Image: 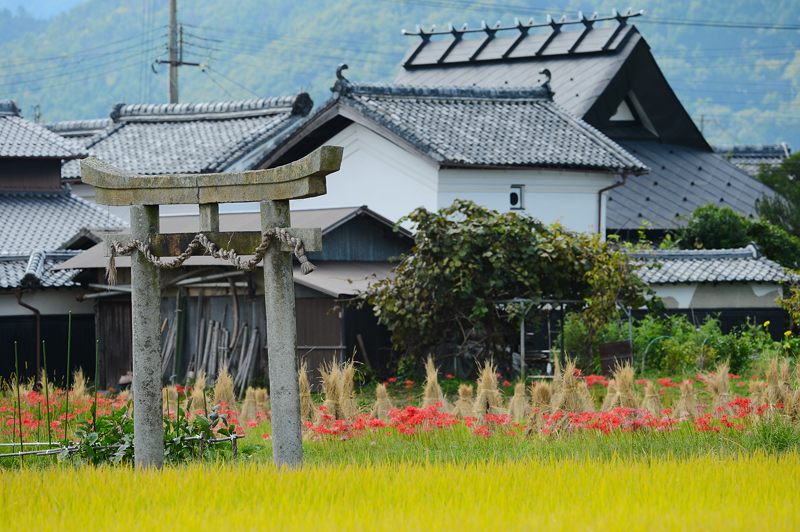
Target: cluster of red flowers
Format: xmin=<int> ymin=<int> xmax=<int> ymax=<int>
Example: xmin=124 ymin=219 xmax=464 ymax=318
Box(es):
xmin=540 ymin=408 xmax=678 ymax=434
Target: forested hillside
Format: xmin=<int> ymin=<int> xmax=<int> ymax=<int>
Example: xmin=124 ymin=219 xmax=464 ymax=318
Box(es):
xmin=0 ymin=0 xmax=797 ymax=147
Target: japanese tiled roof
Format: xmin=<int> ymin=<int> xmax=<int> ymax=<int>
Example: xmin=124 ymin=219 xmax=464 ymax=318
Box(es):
xmin=0 ymin=190 xmax=125 ymax=289
xmin=0 ymin=100 xmax=87 ymax=159
xmin=633 ymin=245 xmax=793 ymax=285
xmin=46 ymin=118 xmax=112 ymax=141
xmin=714 ymin=144 xmax=792 ymax=178
xmin=0 ymin=250 xmax=82 ymax=289
xmin=332 ymin=79 xmax=647 ymax=173
xmin=397 ymin=12 xmax=642 ymax=119
xmin=606 ymin=140 xmax=774 ymax=230
xmin=60 ymin=94 xmax=313 ymax=179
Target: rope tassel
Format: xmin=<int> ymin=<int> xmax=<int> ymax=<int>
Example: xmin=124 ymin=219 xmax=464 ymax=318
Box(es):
xmin=105 ymin=229 xmax=316 ymax=285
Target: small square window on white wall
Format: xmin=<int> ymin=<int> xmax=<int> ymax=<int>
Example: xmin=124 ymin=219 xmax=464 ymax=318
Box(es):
xmin=509 ymin=184 xmax=525 ymax=210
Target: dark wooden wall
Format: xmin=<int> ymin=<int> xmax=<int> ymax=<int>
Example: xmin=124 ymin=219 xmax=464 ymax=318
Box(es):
xmin=0 ymin=158 xmax=63 ymax=192
xmin=0 ymin=313 xmax=95 ymax=385
xmin=95 ymin=299 xmax=132 ymax=388
xmin=308 ymin=214 xmax=411 ymax=262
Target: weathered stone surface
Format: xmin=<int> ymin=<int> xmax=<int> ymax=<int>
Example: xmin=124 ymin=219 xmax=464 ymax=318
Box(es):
xmin=104 ymin=228 xmax=322 ymax=256
xmin=80 ymin=145 xmax=342 ymax=205
xmin=130 ymin=205 xmax=164 ymax=468
xmin=261 ymin=200 xmax=304 ymax=468
xmin=199 ymin=203 xmax=219 ymax=232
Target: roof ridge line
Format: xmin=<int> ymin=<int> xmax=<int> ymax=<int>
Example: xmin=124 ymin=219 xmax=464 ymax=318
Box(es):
xmin=335 ymin=81 xmax=552 ymax=101
xmin=110 ymin=94 xmax=312 ymax=123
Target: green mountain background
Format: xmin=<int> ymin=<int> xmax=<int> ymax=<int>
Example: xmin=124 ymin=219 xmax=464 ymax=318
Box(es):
xmin=1 ymin=0 xmax=797 ymax=148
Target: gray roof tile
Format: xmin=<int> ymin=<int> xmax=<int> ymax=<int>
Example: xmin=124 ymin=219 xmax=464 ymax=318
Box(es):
xmin=0 ymin=100 xmax=87 ymax=159
xmin=333 ymin=81 xmax=647 ymax=173
xmin=0 ymin=191 xmax=126 ymax=255
xmin=46 ymin=118 xmax=112 ymax=141
xmin=0 ymin=251 xmax=81 ymax=289
xmin=60 ymin=94 xmax=312 ymax=179
xmin=633 ymin=246 xmax=793 ymax=284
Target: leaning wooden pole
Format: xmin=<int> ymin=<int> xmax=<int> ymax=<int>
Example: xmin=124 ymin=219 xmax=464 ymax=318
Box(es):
xmin=261 ymin=200 xmax=303 ymax=468
xmin=130 ymin=205 xmax=164 ymax=468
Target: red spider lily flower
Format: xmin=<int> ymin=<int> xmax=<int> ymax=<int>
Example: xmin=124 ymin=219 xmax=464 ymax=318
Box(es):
xmin=445 ymin=373 xmax=455 ymax=379
xmin=636 ymin=379 xmax=648 ymax=385
xmin=729 ymin=373 xmax=741 ymax=380
xmin=261 ymin=433 xmax=271 ymax=440
xmin=247 ymin=420 xmax=258 ymax=428
xmin=387 ymin=377 xmax=398 ymax=383
xmin=502 ymin=380 xmax=512 ymax=387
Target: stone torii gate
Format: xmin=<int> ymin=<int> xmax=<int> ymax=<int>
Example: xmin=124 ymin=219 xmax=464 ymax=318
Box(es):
xmin=80 ymin=145 xmax=343 ymax=468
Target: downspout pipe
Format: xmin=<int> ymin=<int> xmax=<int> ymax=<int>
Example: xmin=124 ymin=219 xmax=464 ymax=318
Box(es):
xmin=15 ymin=289 xmax=42 ymax=384
xmin=597 ymin=171 xmax=629 ymax=235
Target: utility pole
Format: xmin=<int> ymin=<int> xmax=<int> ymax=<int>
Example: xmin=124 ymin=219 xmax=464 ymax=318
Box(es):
xmin=168 ymin=0 xmax=178 ymax=103
xmin=154 ymin=0 xmax=200 ymax=103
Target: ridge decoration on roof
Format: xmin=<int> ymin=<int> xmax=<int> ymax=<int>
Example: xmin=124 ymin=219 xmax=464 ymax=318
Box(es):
xmin=0 ymin=250 xmax=82 ymax=289
xmin=327 ymin=66 xmax=647 ymax=174
xmin=402 ymin=9 xmax=643 ymax=68
xmin=632 ymin=245 xmax=795 ymax=285
xmin=0 ymin=99 xmax=88 ymax=159
xmin=60 ymin=93 xmax=313 ymax=180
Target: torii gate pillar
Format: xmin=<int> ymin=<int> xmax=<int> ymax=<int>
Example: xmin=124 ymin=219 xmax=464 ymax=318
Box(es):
xmin=82 ymin=146 xmax=343 ymax=468
xmin=261 ymin=200 xmax=302 ymax=466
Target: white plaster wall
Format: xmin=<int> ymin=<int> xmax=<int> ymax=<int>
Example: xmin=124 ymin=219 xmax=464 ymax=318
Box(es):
xmin=0 ymin=290 xmax=94 ymax=317
xmin=437 ymin=168 xmax=616 ymax=233
xmin=650 ymin=283 xmax=782 ymax=310
xmin=289 ymin=123 xmax=439 ymax=222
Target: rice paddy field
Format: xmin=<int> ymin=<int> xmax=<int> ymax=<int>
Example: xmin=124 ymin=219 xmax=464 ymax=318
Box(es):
xmin=4 ymin=358 xmax=800 ymax=530
xmin=2 ymin=453 xmax=799 ymax=531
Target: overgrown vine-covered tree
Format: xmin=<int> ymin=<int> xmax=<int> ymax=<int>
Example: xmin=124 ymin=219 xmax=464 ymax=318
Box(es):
xmin=361 ymin=200 xmax=649 ymax=369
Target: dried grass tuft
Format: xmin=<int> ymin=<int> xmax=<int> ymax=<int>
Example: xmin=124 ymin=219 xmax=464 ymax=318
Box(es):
xmin=254 ymin=388 xmax=269 ymax=415
xmin=71 ymin=368 xmax=88 ymax=400
xmin=507 ymin=382 xmax=530 ymax=422
xmin=474 ymin=360 xmax=504 ymax=416
xmin=240 ymin=387 xmax=257 ymax=422
xmin=451 ymin=384 xmax=475 ymax=418
xmin=601 ymin=379 xmax=619 ymax=411
xmin=675 ymin=380 xmax=698 ymax=420
xmin=298 ymin=361 xmax=314 ymax=423
xmin=704 ymin=361 xmax=732 ymax=414
xmin=162 ymin=385 xmax=178 ymax=416
xmin=422 ymin=355 xmax=450 ymax=410
xmin=551 ymin=359 xmax=594 ymax=413
xmin=213 ymin=363 xmax=235 ymax=407
xmin=527 ymin=381 xmax=553 ymax=435
xmin=189 ymin=371 xmax=207 ymax=415
xmin=640 ymin=380 xmax=662 ymax=416
xmin=318 ymin=360 xmax=340 ymax=420
xmin=337 ymin=359 xmax=358 ymax=420
xmin=371 ymin=383 xmax=394 ymax=421
xmin=612 ymin=362 xmax=638 ymax=409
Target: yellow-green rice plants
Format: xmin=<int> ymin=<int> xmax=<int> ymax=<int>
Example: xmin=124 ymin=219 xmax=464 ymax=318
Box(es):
xmin=3 ymin=454 xmax=800 ymax=530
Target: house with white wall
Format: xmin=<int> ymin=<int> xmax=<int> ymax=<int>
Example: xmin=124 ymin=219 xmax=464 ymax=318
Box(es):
xmin=259 ymin=70 xmax=647 ymax=234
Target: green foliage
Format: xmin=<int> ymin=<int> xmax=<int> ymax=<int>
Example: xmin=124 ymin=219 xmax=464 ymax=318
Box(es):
xmin=73 ymin=402 xmax=237 ymax=466
xmin=362 ymin=201 xmax=648 ymax=370
xmin=681 ymin=204 xmax=750 ymax=249
xmin=559 ymin=312 xmax=775 ymax=375
xmin=756 ymin=153 xmax=800 ymax=238
xmin=680 ymin=204 xmax=800 ymax=269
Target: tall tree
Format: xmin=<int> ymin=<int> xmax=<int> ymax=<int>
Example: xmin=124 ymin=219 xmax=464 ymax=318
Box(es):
xmin=756 ymin=152 xmax=800 ymax=238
